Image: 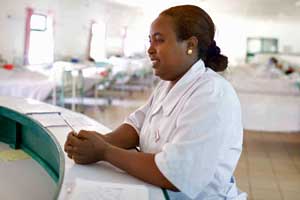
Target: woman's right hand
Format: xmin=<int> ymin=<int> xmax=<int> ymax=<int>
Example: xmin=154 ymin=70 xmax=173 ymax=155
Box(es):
xmin=64 ymin=130 xmax=111 ymax=164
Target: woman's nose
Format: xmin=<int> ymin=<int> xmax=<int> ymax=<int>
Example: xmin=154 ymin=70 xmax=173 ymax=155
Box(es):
xmin=147 ymin=44 xmax=156 ymax=56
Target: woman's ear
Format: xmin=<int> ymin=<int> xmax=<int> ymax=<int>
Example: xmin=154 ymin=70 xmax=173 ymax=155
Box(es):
xmin=187 ymin=36 xmax=198 ymax=50
xmin=185 ymin=36 xmax=198 ymax=56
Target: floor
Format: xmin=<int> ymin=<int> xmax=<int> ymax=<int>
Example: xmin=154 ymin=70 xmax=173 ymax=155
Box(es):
xmin=80 ymin=90 xmax=300 ymax=200
xmin=83 ymin=91 xmax=149 ymax=130
xmin=236 ymin=130 xmax=300 ymax=200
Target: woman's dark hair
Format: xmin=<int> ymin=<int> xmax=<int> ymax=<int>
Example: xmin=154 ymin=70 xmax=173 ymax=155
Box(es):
xmin=160 ymin=5 xmax=228 ymax=72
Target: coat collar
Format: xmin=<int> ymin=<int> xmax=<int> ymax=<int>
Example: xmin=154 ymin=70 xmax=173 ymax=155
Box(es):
xmin=161 ymin=59 xmax=206 ymax=116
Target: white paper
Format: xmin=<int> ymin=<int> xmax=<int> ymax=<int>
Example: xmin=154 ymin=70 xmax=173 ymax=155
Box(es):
xmin=29 ymin=113 xmax=66 ymax=127
xmin=28 ymin=112 xmax=93 ymax=128
xmin=67 ymin=179 xmax=149 ymax=200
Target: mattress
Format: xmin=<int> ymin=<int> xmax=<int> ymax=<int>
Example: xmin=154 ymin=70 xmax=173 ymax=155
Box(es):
xmin=0 ymin=68 xmax=54 ymax=101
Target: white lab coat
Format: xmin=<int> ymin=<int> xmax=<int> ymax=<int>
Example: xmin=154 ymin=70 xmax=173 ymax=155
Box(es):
xmin=124 ymin=59 xmax=246 ymax=200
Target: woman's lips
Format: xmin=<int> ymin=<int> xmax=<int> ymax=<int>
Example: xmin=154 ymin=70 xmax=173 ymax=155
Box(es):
xmin=151 ymin=59 xmax=160 ymax=67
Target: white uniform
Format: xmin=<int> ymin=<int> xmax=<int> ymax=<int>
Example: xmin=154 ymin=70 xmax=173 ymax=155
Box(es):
xmin=124 ymin=59 xmax=246 ymax=200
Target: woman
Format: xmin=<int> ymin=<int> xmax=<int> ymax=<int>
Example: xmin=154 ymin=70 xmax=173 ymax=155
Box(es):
xmin=65 ymin=5 xmax=246 ymax=200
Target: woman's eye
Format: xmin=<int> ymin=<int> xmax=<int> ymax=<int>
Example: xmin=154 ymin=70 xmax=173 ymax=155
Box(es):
xmin=149 ymin=37 xmax=164 ymax=45
xmin=154 ymin=38 xmax=164 ymax=43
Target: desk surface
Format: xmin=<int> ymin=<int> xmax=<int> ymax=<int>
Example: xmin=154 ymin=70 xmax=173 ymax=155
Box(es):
xmin=0 ymin=96 xmax=165 ymax=200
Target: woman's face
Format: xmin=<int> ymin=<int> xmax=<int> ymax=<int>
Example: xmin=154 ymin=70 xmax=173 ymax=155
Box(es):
xmin=148 ymin=15 xmax=194 ymax=82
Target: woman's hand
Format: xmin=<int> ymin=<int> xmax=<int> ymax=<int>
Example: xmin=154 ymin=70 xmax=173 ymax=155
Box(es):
xmin=64 ymin=130 xmax=110 ymax=164
xmin=64 ymin=129 xmax=177 ymax=190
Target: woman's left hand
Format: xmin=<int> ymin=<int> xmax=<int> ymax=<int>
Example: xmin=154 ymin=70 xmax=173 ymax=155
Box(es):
xmin=64 ymin=130 xmax=110 ymax=164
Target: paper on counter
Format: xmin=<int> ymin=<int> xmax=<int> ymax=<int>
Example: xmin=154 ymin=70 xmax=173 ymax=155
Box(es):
xmin=29 ymin=113 xmax=93 ymax=128
xmin=67 ymin=178 xmax=149 ymax=200
xmin=29 ymin=113 xmax=66 ymax=127
xmin=0 ymin=149 xmax=30 ymax=161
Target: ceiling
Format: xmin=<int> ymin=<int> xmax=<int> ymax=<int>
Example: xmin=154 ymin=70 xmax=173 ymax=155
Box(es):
xmin=108 ymin=0 xmax=300 ymax=21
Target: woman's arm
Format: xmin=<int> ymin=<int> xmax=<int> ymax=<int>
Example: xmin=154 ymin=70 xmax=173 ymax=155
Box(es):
xmin=103 ymin=123 xmax=139 ymax=149
xmin=104 ymin=144 xmax=178 ymax=191
xmin=64 ymin=123 xmax=139 ymax=161
xmin=65 ymin=131 xmax=178 ymax=191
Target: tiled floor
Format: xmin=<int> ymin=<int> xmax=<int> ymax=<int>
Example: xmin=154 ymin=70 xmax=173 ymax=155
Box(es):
xmin=236 ymin=130 xmax=300 ymax=200
xmin=82 ymin=91 xmax=300 ymax=200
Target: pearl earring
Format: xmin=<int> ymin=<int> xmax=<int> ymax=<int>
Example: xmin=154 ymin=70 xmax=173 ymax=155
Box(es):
xmin=187 ymin=49 xmax=193 ymax=55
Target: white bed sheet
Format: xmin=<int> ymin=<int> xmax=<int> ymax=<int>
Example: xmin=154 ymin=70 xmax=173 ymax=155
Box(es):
xmin=226 ymin=65 xmax=300 ymax=95
xmin=0 ymin=68 xmax=54 ymax=101
xmin=108 ymin=56 xmax=152 ymax=76
xmin=224 ymin=65 xmax=300 ymax=132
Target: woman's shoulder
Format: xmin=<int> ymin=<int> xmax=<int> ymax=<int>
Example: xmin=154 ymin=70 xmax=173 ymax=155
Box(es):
xmin=198 ymin=68 xmax=235 ymax=93
xmin=188 ymin=68 xmax=240 ymax=107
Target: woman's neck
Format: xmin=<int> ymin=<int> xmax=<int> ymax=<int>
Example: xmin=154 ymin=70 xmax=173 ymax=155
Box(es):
xmin=170 ymin=58 xmax=198 ymax=87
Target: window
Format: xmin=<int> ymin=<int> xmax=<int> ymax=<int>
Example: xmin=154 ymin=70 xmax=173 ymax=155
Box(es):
xmin=25 ymin=10 xmax=54 ymax=65
xmin=30 ymin=14 xmax=47 ymax=31
xmin=246 ymin=37 xmax=278 ymax=63
xmin=123 ymin=26 xmax=147 ymax=57
xmin=89 ymin=21 xmax=106 ymax=61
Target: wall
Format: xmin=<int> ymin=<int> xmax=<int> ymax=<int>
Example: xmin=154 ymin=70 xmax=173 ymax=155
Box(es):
xmin=1 ymin=0 xmax=299 ymax=66
xmin=139 ymin=5 xmax=300 ymax=67
xmin=0 ymin=0 xmax=143 ymax=65
xmin=213 ymin=14 xmax=300 ymax=66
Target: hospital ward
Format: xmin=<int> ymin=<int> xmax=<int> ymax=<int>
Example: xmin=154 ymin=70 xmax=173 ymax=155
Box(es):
xmin=1 ymin=0 xmax=300 ymax=200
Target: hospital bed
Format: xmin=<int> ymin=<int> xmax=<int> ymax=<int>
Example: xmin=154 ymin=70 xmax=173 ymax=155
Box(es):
xmin=0 ymin=57 xmax=153 ymax=111
xmin=224 ymin=54 xmax=300 ymax=132
xmin=0 ymin=67 xmax=54 ymax=101
xmin=0 ymin=62 xmax=110 ymax=109
xmin=94 ymin=56 xmax=154 ymax=104
xmin=50 ymin=61 xmax=111 ymax=110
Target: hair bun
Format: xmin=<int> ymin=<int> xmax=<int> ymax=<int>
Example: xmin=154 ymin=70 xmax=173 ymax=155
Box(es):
xmin=207 ymin=40 xmax=221 ymax=57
